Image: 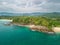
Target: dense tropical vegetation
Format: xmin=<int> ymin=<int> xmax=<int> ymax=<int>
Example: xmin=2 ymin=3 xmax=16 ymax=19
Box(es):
xmin=0 ymin=12 xmax=60 ymax=29
xmin=0 ymin=15 xmax=60 ymax=29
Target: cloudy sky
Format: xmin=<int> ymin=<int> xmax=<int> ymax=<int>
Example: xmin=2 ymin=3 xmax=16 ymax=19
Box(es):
xmin=0 ymin=0 xmax=60 ymax=13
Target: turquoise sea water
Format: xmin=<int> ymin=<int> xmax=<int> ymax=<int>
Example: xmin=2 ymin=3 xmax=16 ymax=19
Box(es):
xmin=0 ymin=22 xmax=60 ymax=45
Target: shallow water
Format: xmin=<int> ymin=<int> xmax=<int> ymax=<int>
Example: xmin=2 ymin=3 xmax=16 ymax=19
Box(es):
xmin=0 ymin=22 xmax=60 ymax=45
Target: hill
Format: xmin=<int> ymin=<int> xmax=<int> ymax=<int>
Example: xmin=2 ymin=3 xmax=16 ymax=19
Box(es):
xmin=0 ymin=12 xmax=43 ymax=16
xmin=42 ymin=12 xmax=60 ymax=18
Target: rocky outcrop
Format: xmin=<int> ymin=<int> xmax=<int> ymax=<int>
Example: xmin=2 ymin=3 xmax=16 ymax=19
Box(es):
xmin=13 ymin=23 xmax=55 ymax=34
xmin=29 ymin=25 xmax=55 ymax=34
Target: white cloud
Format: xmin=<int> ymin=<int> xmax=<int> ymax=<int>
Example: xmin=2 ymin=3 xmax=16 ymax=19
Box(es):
xmin=0 ymin=0 xmax=60 ymax=12
xmin=2 ymin=2 xmax=7 ymax=5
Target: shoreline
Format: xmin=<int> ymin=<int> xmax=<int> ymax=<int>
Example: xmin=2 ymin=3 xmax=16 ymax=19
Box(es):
xmin=13 ymin=23 xmax=55 ymax=34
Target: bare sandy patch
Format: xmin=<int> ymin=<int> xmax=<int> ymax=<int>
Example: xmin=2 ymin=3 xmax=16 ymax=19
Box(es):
xmin=52 ymin=27 xmax=60 ymax=33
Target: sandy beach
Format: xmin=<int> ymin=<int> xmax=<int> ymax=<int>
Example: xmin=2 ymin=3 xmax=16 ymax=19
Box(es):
xmin=52 ymin=27 xmax=60 ymax=33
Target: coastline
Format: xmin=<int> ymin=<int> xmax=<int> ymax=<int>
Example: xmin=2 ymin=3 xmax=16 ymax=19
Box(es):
xmin=13 ymin=23 xmax=55 ymax=34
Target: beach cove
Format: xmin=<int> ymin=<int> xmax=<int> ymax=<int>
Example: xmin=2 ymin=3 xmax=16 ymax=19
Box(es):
xmin=0 ymin=18 xmax=60 ymax=45
xmin=0 ymin=23 xmax=60 ymax=45
xmin=0 ymin=19 xmax=60 ymax=45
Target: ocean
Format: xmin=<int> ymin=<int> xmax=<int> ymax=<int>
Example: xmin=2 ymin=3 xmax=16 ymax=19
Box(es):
xmin=0 ymin=21 xmax=60 ymax=45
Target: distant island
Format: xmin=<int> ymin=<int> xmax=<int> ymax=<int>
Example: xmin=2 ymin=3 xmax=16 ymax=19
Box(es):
xmin=0 ymin=12 xmax=60 ymax=34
